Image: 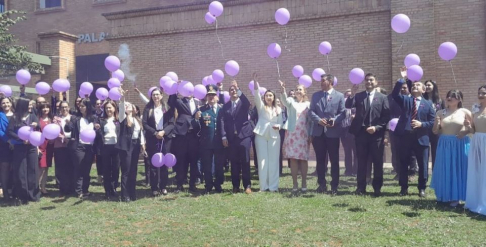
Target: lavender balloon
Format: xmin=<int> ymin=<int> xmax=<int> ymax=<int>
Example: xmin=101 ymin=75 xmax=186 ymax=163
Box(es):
xmin=391 ymin=14 xmax=411 ymax=34
xmin=80 ymin=82 xmax=94 ymax=94
xmin=178 ymin=81 xmax=195 ymax=97
xmin=194 ymin=84 xmax=208 ymax=100
xmin=151 ymin=153 xmax=164 ymax=168
xmin=43 ymin=123 xmax=61 ymax=140
xmin=107 ymin=78 xmax=121 ymax=89
xmin=404 ymin=54 xmax=421 ymax=68
xmin=108 ymin=87 xmax=121 ymax=101
xmin=18 ymin=126 xmax=32 ymax=141
xmin=275 ymin=8 xmax=290 ymax=25
xmin=389 ymin=118 xmax=399 ymax=131
xmin=205 ymin=12 xmax=216 ymax=24
xmin=35 ymin=82 xmax=51 ymax=95
xmin=248 ymin=80 xmax=255 ymax=92
xmin=349 ymin=68 xmax=365 ymax=85
xmin=333 ymin=77 xmax=338 ymax=86
xmin=160 ymin=76 xmax=172 ymax=89
xmin=312 ymin=68 xmax=326 ymax=81
xmin=79 ymin=90 xmax=90 ymax=99
xmin=29 ymin=131 xmax=45 ymax=147
xmin=80 ymin=129 xmax=96 ymax=143
xmin=202 ymin=76 xmax=210 ymax=86
xmin=207 ymin=76 xmax=216 ymax=85
xmin=267 ymin=43 xmax=282 ymax=59
xmin=52 ymin=79 xmax=70 ymax=92
xmin=96 ymin=87 xmax=109 ymax=100
xmin=16 ymin=69 xmax=31 ymax=85
xmin=292 ymin=65 xmax=304 ymax=78
xmin=298 ymin=75 xmax=312 ymax=88
xmin=225 ymin=60 xmax=240 ymax=77
xmin=438 ymin=42 xmax=458 ymax=61
xmin=148 ymin=87 xmax=157 ymax=98
xmin=212 ymin=69 xmax=225 ymax=83
xmin=112 ymin=69 xmax=125 ymax=82
xmin=104 ymin=56 xmax=120 ymax=72
xmin=0 ymin=85 xmax=12 ymax=97
xmin=223 ymin=91 xmax=230 ymax=103
xmin=407 ymin=65 xmax=423 ymax=82
xmin=166 ymin=72 xmax=178 ymax=82
xmin=319 ymin=41 xmax=332 ymax=55
xmin=259 ymin=87 xmax=267 ymax=96
xmin=209 ymin=1 xmax=224 ymax=17
xmin=164 ymin=153 xmax=177 ymax=167
xmin=164 ymin=81 xmax=178 ymax=95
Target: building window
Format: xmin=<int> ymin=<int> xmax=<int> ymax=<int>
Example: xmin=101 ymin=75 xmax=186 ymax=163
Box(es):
xmin=0 ymin=0 xmax=6 ymax=13
xmin=35 ymin=0 xmax=65 ymax=14
xmin=92 ymin=0 xmax=126 ymax=6
xmin=40 ymin=0 xmax=61 ymax=8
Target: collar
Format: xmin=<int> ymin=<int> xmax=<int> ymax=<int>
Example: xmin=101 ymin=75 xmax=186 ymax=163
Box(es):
xmin=231 ymin=98 xmax=240 ymax=104
xmin=366 ymin=89 xmax=376 ymax=95
xmin=324 ymin=88 xmax=334 ymax=94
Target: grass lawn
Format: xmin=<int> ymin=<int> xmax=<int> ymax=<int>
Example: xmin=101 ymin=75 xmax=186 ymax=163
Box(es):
xmin=0 ymin=165 xmax=485 ymax=246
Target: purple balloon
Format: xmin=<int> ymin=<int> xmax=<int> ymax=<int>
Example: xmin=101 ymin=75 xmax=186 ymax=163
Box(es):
xmin=205 ymin=12 xmax=216 ymax=24
xmin=18 ymin=126 xmax=32 ymax=141
xmin=29 ymin=131 xmax=45 ymax=147
xmin=319 ymin=41 xmax=332 ymax=55
xmin=16 ymin=69 xmax=31 ymax=85
xmin=292 ymin=65 xmax=304 ymax=78
xmin=299 ymin=75 xmax=312 ymax=88
xmin=148 ymin=87 xmax=157 ymax=98
xmin=248 ymin=80 xmax=255 ymax=92
xmin=194 ymin=84 xmax=208 ymax=100
xmin=333 ymin=77 xmax=338 ymax=86
xmin=207 ymin=76 xmax=216 ymax=85
xmin=151 ymin=153 xmax=164 ymax=168
xmin=259 ymin=87 xmax=267 ymax=96
xmin=391 ymin=14 xmax=411 ymax=34
xmin=312 ymin=68 xmax=326 ymax=81
xmin=389 ymin=118 xmax=399 ymax=131
xmin=404 ymin=54 xmax=421 ymax=68
xmin=202 ymin=76 xmax=210 ymax=86
xmin=225 ymin=60 xmax=240 ymax=77
xmin=80 ymin=82 xmax=94 ymax=94
xmin=209 ymin=1 xmax=223 ymax=17
xmin=212 ymin=69 xmax=225 ymax=83
xmin=0 ymin=85 xmax=12 ymax=97
xmin=104 ymin=56 xmax=120 ymax=72
xmin=160 ymin=76 xmax=172 ymax=89
xmin=108 ymin=87 xmax=121 ymax=101
xmin=166 ymin=72 xmax=178 ymax=82
xmin=178 ymin=81 xmax=194 ymax=97
xmin=96 ymin=87 xmax=109 ymax=100
xmin=275 ymin=8 xmax=290 ymax=25
xmin=35 ymin=82 xmax=51 ymax=95
xmin=80 ymin=129 xmax=96 ymax=143
xmin=43 ymin=123 xmax=61 ymax=140
xmin=112 ymin=69 xmax=125 ymax=82
xmin=164 ymin=153 xmax=177 ymax=167
xmin=267 ymin=43 xmax=282 ymax=59
xmin=164 ymin=81 xmax=178 ymax=95
xmin=349 ymin=68 xmax=365 ymax=85
xmin=223 ymin=91 xmax=230 ymax=103
xmin=79 ymin=90 xmax=90 ymax=99
xmin=107 ymin=78 xmax=121 ymax=89
xmin=407 ymin=65 xmax=423 ymax=82
xmin=438 ymin=42 xmax=458 ymax=61
xmin=52 ymin=79 xmax=70 ymax=92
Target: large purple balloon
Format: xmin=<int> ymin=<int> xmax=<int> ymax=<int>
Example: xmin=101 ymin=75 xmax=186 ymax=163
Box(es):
xmin=80 ymin=129 xmax=96 ymax=143
xmin=35 ymin=82 xmax=51 ymax=95
xmin=259 ymin=87 xmax=267 ymax=96
xmin=164 ymin=153 xmax=177 ymax=167
xmin=438 ymin=42 xmax=458 ymax=61
xmin=43 ymin=123 xmax=61 ymax=140
xmin=104 ymin=56 xmax=120 ymax=72
xmin=205 ymin=12 xmax=216 ymax=24
xmin=96 ymin=87 xmax=109 ymax=100
xmin=212 ymin=69 xmax=225 ymax=83
xmin=202 ymin=76 xmax=210 ymax=86
xmin=404 ymin=54 xmax=421 ymax=68
xmin=108 ymin=87 xmax=121 ymax=101
xmin=151 ymin=153 xmax=164 ymax=168
xmin=312 ymin=68 xmax=326 ymax=81
xmin=267 ymin=43 xmax=282 ymax=59
xmin=391 ymin=14 xmax=411 ymax=34
xmin=225 ymin=60 xmax=240 ymax=77
xmin=298 ymin=75 xmax=312 ymax=88
xmin=29 ymin=131 xmax=45 ymax=147
xmin=292 ymin=65 xmax=304 ymax=78
xmin=107 ymin=78 xmax=121 ymax=89
xmin=160 ymin=76 xmax=172 ymax=89
xmin=207 ymin=76 xmax=216 ymax=85
xmin=275 ymin=8 xmax=290 ymax=25
xmin=80 ymin=82 xmax=94 ymax=94
xmin=16 ymin=69 xmax=31 ymax=85
xmin=349 ymin=68 xmax=365 ymax=85
xmin=0 ymin=85 xmax=12 ymax=97
xmin=164 ymin=81 xmax=178 ymax=95
xmin=407 ymin=65 xmax=423 ymax=82
xmin=333 ymin=77 xmax=338 ymax=86
xmin=166 ymin=72 xmax=178 ymax=82
xmin=223 ymin=91 xmax=230 ymax=103
xmin=18 ymin=126 xmax=32 ymax=141
xmin=52 ymin=79 xmax=70 ymax=92
xmin=248 ymin=80 xmax=255 ymax=92
xmin=193 ymin=84 xmax=208 ymax=100
xmin=178 ymin=81 xmax=194 ymax=97
xmin=112 ymin=69 xmax=125 ymax=82
xmin=148 ymin=87 xmax=157 ymax=98
xmin=209 ymin=1 xmax=223 ymax=17
xmin=389 ymin=118 xmax=399 ymax=131
xmin=319 ymin=41 xmax=332 ymax=55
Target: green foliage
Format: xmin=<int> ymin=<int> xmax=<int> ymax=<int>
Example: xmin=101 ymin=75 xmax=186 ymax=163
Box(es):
xmin=0 ymin=10 xmax=44 ymax=76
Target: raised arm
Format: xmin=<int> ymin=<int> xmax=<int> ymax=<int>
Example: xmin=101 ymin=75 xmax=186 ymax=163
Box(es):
xmin=392 ymin=78 xmax=406 ymax=107
xmin=119 ymin=87 xmax=127 ymax=123
xmin=279 ymin=80 xmax=294 ymax=109
xmin=134 ymin=87 xmax=150 ymax=104
xmin=253 ymin=80 xmax=264 ymax=111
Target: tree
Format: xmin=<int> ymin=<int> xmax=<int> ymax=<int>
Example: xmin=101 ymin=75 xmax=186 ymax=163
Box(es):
xmin=0 ymin=10 xmax=44 ymax=76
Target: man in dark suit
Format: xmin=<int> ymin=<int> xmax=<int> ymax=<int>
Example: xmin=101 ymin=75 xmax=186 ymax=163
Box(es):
xmin=392 ymin=68 xmax=435 ymax=197
xmin=346 ymin=73 xmax=390 ymax=196
xmin=220 ymin=80 xmax=253 ymax=194
xmin=168 ymin=88 xmax=201 ymax=192
xmin=309 ymin=74 xmax=345 ymax=195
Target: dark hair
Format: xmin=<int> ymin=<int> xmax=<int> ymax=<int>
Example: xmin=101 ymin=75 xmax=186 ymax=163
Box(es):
xmin=423 ymin=80 xmax=442 ymax=105
xmin=37 ymin=102 xmax=53 ymax=119
xmin=263 ymin=90 xmax=277 ymax=108
xmin=478 ymin=85 xmax=486 ymax=92
xmin=365 ymin=73 xmax=376 ymax=80
xmin=13 ymin=97 xmax=31 ymax=126
xmin=446 ymin=90 xmax=464 ymax=108
xmin=103 ymin=100 xmax=118 ymax=121
xmin=134 ymin=104 xmax=141 ymax=118
xmin=147 ymin=88 xmax=169 ymax=114
xmin=321 ymin=74 xmax=334 ymax=83
xmin=76 ymin=98 xmax=94 ymax=119
xmin=0 ymin=97 xmax=14 ymax=113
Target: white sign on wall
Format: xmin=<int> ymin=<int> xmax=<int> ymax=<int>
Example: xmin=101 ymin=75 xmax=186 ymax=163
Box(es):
xmin=77 ymin=32 xmax=108 ymax=43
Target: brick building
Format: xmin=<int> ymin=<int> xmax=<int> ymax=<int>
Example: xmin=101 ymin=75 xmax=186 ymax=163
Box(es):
xmin=2 ymin=0 xmax=485 ymax=161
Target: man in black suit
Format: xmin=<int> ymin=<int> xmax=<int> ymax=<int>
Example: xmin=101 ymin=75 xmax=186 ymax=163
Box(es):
xmin=392 ymin=68 xmax=435 ymax=197
xmin=345 ymin=73 xmax=390 ymax=196
xmin=168 ymin=90 xmax=201 ymax=192
xmin=220 ymin=80 xmax=253 ymax=194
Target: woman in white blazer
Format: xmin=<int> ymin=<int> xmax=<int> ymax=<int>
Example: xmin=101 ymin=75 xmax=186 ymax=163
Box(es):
xmin=252 ymin=73 xmax=283 ymax=192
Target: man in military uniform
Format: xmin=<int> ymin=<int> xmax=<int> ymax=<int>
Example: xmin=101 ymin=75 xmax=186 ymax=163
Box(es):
xmin=197 ymin=84 xmax=225 ymax=193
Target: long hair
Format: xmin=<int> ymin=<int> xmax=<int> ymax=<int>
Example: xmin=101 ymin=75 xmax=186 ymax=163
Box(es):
xmin=37 ymin=102 xmax=53 ymax=120
xmin=146 ymin=88 xmax=169 ymax=118
xmin=76 ymin=98 xmax=94 ymax=121
xmin=446 ymin=89 xmax=464 ymax=109
xmin=13 ymin=97 xmax=31 ymax=126
xmin=0 ymin=97 xmax=14 ymax=114
xmin=125 ymin=102 xmax=143 ymax=131
xmin=103 ymin=100 xmax=118 ymax=121
xmin=423 ymin=80 xmax=442 ymax=105
xmin=262 ymin=90 xmax=277 ymax=108
xmin=295 ymin=85 xmax=309 ymax=102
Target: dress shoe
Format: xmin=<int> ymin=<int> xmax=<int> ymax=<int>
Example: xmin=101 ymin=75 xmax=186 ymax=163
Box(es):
xmin=130 ymin=196 xmax=137 ymax=201
xmin=214 ymin=186 xmax=223 ymax=193
xmin=232 ymin=188 xmax=240 ymax=193
xmin=189 ymin=185 xmax=197 ymax=192
xmin=122 ymin=197 xmax=131 ymax=203
xmin=161 ymin=189 xmax=168 ymax=196
xmin=152 ymin=191 xmax=160 ymax=197
xmin=399 ymin=188 xmax=409 ymax=196
xmin=316 ymin=186 xmax=327 ymax=194
xmin=373 ymin=190 xmax=381 ymax=197
xmin=175 ymin=185 xmax=184 ymax=193
xmin=418 ymin=189 xmax=426 ymax=198
xmin=245 ymin=188 xmax=252 ymax=194
xmin=355 ymin=189 xmax=365 ymax=196
xmin=330 ymin=188 xmax=338 ymax=196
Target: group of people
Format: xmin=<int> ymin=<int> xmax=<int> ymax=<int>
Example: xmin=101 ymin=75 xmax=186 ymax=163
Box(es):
xmin=0 ymin=68 xmax=485 ymax=216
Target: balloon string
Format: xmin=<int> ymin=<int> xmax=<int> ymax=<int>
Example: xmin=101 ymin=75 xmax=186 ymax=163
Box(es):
xmin=215 ymin=19 xmax=225 ymax=60
xmin=157 ymin=139 xmax=164 ymax=153
xmin=284 ymin=26 xmax=291 ymax=52
xmin=449 ymin=60 xmax=457 ymax=87
xmin=396 ymin=40 xmax=405 ymax=55
xmin=275 ymin=59 xmax=281 ymax=79
xmin=326 ymin=55 xmax=331 ymax=73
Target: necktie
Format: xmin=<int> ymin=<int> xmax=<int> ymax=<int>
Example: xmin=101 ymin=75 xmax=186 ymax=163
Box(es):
xmin=323 ymin=92 xmax=328 ymax=107
xmin=411 ymin=97 xmax=418 ymax=122
xmin=232 ymin=102 xmax=236 ymax=113
xmin=364 ymin=92 xmax=371 ymax=126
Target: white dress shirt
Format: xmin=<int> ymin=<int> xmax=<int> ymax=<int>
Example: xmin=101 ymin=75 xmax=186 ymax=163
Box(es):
xmin=79 ymin=117 xmax=94 ymax=145
xmin=103 ymin=117 xmax=117 ymax=145
xmin=130 ymin=116 xmax=146 ymax=145
xmin=189 ymin=98 xmax=196 ymax=114
xmin=154 ymin=106 xmax=164 ymax=131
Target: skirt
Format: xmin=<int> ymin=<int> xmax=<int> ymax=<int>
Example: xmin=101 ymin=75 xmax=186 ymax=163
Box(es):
xmin=465 ymin=133 xmax=486 ymax=215
xmin=430 ymin=135 xmax=469 ymax=202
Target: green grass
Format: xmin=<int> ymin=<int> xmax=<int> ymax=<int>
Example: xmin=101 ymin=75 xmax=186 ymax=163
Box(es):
xmin=0 ymin=166 xmax=485 ymax=246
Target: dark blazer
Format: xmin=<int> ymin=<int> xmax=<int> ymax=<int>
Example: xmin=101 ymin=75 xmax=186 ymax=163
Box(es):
xmin=142 ymin=104 xmax=176 ymax=152
xmin=391 ymin=79 xmax=435 ymax=146
xmin=387 ymin=94 xmax=402 ymax=119
xmin=309 ymin=89 xmax=346 ymax=138
xmin=7 ymin=113 xmax=39 ymax=145
xmin=168 ymin=95 xmax=200 ymax=136
xmin=64 ymin=115 xmax=96 ymax=150
xmin=199 ymin=104 xmax=224 ymax=149
xmin=95 ymin=117 xmax=120 ymax=147
xmin=345 ymin=90 xmax=390 ymax=136
xmin=220 ymin=92 xmax=253 ymax=142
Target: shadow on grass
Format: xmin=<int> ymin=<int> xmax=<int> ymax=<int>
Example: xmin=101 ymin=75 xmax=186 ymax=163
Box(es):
xmin=348 ymin=207 xmax=367 ymax=212
xmin=41 ymin=206 xmax=56 ymax=210
xmin=402 ymin=211 xmax=421 ymax=217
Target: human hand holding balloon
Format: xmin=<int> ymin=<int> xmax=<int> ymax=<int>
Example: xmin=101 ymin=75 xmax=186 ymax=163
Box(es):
xmin=400 ymin=66 xmax=408 ymax=79
xmin=351 ymin=84 xmax=359 ymax=97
